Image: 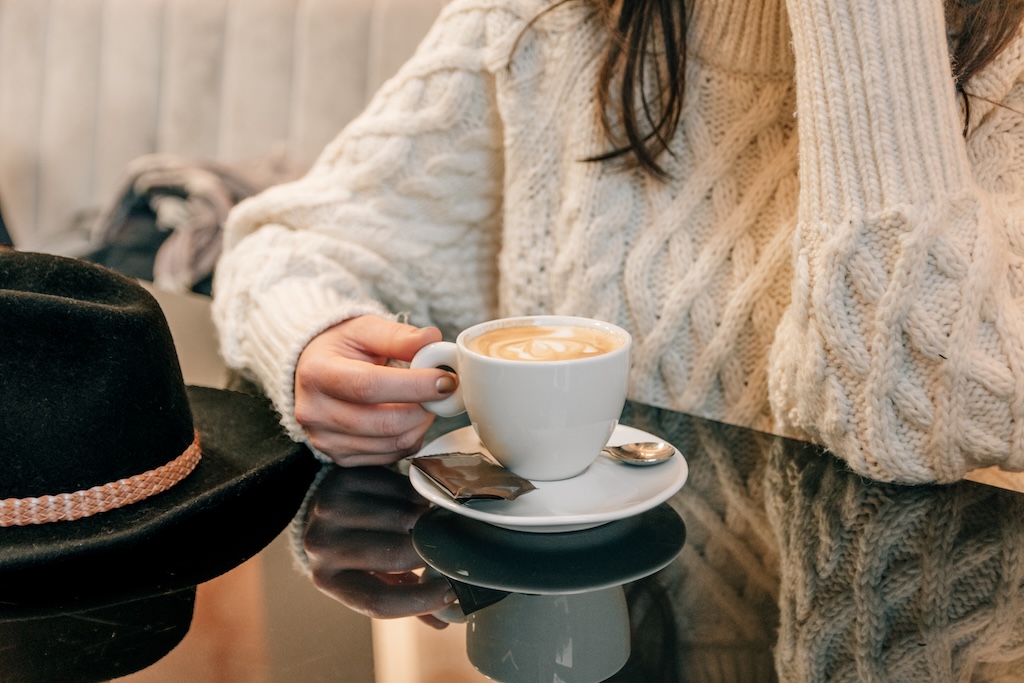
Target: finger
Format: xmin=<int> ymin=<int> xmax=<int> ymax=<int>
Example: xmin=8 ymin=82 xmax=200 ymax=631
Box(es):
xmin=313 ymin=570 xmax=456 ymax=620
xmin=305 ymin=529 xmax=425 ymax=573
xmin=303 ymin=412 xmax=436 ymax=463
xmin=297 ymin=391 xmax=434 ymax=439
xmin=416 ymin=614 xmax=450 ymax=630
xmin=341 ymin=317 xmax=442 ymax=363
xmin=317 ymin=465 xmax=428 ymax=505
xmin=308 ymin=490 xmax=428 ymax=533
xmin=302 ymin=357 xmax=456 ymax=406
xmin=324 ymin=451 xmax=417 ymax=468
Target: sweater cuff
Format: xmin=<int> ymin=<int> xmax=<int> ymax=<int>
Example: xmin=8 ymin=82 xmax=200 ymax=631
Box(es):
xmin=240 ymin=278 xmax=394 ymax=444
xmin=287 ymin=463 xmax=332 ymax=578
xmin=786 ymin=0 xmax=970 ymax=219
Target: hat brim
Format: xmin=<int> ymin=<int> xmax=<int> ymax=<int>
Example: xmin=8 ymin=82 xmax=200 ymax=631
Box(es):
xmin=0 ymin=386 xmax=319 ymax=612
xmin=0 ymin=587 xmax=196 ymax=682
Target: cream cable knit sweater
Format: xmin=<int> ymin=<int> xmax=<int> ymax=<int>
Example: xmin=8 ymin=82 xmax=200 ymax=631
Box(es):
xmin=767 ymin=443 xmax=1024 ymax=681
xmin=213 ymin=0 xmax=1024 ymax=484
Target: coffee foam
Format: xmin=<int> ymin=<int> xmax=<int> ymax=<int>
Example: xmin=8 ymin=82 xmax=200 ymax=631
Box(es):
xmin=467 ymin=325 xmax=622 ymax=361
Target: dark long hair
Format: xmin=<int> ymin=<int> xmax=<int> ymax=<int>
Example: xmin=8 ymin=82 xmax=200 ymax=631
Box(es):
xmin=574 ymin=0 xmax=1024 ymax=179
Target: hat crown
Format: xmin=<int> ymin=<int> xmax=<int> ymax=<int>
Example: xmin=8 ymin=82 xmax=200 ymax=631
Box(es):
xmin=0 ymin=251 xmax=194 ymax=501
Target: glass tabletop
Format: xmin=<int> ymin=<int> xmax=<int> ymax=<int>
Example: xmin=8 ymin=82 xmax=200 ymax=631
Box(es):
xmin=6 ymin=288 xmax=1024 ymax=683
xmin=7 ymin=403 xmax=1024 ymax=682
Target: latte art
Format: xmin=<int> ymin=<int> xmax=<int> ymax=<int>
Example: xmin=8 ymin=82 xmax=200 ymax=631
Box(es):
xmin=467 ymin=325 xmax=623 ymax=361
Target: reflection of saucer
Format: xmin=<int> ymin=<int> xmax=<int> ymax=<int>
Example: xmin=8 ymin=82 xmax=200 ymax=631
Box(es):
xmin=412 ymin=503 xmax=685 ymax=595
xmin=409 ymin=424 xmax=688 ymax=532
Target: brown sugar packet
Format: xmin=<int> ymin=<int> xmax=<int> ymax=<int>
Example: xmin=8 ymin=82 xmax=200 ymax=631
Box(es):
xmin=411 ymin=452 xmax=537 ymax=502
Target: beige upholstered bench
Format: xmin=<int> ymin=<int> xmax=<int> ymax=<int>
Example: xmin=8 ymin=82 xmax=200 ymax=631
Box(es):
xmin=0 ymin=0 xmax=447 ymax=255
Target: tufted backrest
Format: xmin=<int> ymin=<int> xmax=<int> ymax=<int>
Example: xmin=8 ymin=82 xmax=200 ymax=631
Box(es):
xmin=0 ymin=0 xmax=448 ymax=254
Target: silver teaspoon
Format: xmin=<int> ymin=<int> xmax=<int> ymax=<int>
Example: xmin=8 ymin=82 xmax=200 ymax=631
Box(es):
xmin=601 ymin=441 xmax=675 ymax=466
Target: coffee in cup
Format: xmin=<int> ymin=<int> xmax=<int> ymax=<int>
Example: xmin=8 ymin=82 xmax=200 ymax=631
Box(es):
xmin=410 ymin=316 xmax=631 ymax=481
xmin=465 ymin=324 xmax=623 ymax=361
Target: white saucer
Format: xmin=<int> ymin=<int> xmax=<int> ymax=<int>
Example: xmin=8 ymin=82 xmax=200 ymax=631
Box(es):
xmin=409 ymin=424 xmax=688 ymax=533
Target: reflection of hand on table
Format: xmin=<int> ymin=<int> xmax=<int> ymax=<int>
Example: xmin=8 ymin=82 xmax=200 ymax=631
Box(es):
xmin=301 ymin=465 xmax=457 ymax=628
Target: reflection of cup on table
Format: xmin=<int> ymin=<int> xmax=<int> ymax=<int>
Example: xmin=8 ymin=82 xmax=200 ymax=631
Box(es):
xmin=466 ymin=587 xmax=630 ymax=683
xmin=411 ymin=316 xmax=631 ymax=481
xmin=414 ymin=505 xmax=687 ymax=683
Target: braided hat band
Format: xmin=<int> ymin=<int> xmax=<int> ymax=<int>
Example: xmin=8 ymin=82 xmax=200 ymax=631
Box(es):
xmin=0 ymin=432 xmax=202 ymax=527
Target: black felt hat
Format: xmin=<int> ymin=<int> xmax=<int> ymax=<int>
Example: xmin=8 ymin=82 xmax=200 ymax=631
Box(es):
xmin=0 ymin=588 xmax=197 ymax=683
xmin=0 ymin=249 xmax=319 ymax=610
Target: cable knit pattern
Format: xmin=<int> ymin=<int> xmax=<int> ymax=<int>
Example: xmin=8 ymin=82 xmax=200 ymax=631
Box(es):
xmin=213 ymin=0 xmax=1024 ymax=483
xmin=642 ymin=411 xmax=780 ymax=682
xmin=766 ymin=442 xmax=1024 ymax=681
xmin=770 ymin=0 xmax=1024 ymax=482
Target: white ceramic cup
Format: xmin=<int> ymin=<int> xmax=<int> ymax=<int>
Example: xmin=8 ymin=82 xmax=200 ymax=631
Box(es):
xmin=465 ymin=587 xmax=631 ymax=683
xmin=410 ymin=315 xmax=631 ymax=481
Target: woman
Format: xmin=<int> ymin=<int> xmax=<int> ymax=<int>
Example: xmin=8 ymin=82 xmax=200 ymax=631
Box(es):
xmin=213 ymin=0 xmax=1024 ymax=483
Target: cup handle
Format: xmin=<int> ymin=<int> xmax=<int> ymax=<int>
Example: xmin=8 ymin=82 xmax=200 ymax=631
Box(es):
xmin=421 ymin=567 xmax=468 ymax=624
xmin=410 ymin=341 xmax=466 ymax=417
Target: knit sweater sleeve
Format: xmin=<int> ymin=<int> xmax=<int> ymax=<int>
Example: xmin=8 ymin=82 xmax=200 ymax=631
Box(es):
xmin=212 ymin=1 xmax=523 ymax=442
xmin=769 ymin=0 xmax=1024 ymax=482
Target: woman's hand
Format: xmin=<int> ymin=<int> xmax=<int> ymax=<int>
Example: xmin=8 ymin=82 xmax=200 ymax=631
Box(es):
xmin=295 ymin=315 xmax=457 ymax=466
xmin=303 ymin=466 xmax=456 ymax=628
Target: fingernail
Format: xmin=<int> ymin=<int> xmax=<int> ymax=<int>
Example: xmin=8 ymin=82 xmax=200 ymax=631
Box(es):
xmin=444 ymin=589 xmax=458 ymax=604
xmin=436 ymin=374 xmax=457 ymax=395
